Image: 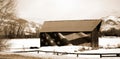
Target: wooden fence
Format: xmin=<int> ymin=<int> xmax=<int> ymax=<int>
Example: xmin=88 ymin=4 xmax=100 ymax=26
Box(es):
xmin=13 ymin=50 xmax=120 ymax=58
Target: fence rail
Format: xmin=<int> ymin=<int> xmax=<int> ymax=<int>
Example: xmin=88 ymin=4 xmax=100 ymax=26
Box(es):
xmin=13 ymin=50 xmax=120 ymax=58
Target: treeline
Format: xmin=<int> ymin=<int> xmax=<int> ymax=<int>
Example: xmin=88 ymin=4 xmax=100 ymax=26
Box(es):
xmin=0 ymin=0 xmax=41 ymax=39
xmin=0 ymin=18 xmax=41 ymax=39
xmin=100 ymin=28 xmax=120 ymax=36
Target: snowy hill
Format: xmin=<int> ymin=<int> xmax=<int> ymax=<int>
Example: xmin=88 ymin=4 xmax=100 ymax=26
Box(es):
xmin=0 ymin=17 xmax=41 ymax=38
xmin=100 ymin=16 xmax=120 ymax=36
xmin=101 ymin=16 xmax=120 ymax=31
xmin=24 ymin=21 xmax=41 ymax=36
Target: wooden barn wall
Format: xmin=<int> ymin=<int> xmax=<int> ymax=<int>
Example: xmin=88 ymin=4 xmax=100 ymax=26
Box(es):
xmin=91 ymin=27 xmax=99 ymax=49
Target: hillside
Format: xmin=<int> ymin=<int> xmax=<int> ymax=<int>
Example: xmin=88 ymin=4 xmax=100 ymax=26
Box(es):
xmin=0 ymin=18 xmax=41 ymax=38
xmin=100 ymin=16 xmax=120 ymax=36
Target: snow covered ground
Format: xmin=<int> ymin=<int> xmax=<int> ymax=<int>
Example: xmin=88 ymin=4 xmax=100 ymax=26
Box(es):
xmin=99 ymin=37 xmax=120 ymax=48
xmin=1 ymin=49 xmax=120 ymax=59
xmin=1 ymin=37 xmax=120 ymax=58
xmin=7 ymin=38 xmax=40 ymax=51
xmin=7 ymin=37 xmax=120 ymax=50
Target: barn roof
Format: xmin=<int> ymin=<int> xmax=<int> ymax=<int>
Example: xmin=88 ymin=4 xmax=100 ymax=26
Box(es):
xmin=40 ymin=20 xmax=102 ymax=32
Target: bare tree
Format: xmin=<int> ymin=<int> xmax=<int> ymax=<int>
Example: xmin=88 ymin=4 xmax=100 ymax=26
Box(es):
xmin=16 ymin=18 xmax=28 ymax=38
xmin=0 ymin=0 xmax=15 ymax=35
xmin=0 ymin=0 xmax=15 ymax=20
xmin=0 ymin=0 xmax=16 ymax=51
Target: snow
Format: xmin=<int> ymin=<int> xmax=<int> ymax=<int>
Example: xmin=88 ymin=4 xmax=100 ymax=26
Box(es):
xmin=2 ymin=48 xmax=120 ymax=59
xmin=7 ymin=37 xmax=120 ymax=50
xmin=101 ymin=16 xmax=120 ymax=31
xmin=7 ymin=38 xmax=40 ymax=51
xmin=103 ymin=16 xmax=120 ymax=22
xmin=99 ymin=37 xmax=120 ymax=48
xmin=39 ymin=46 xmax=91 ymax=53
xmin=4 ymin=36 xmax=120 ymax=59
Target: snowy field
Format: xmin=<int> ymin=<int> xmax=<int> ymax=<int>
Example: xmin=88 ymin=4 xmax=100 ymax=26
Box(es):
xmin=99 ymin=37 xmax=120 ymax=47
xmin=7 ymin=37 xmax=120 ymax=50
xmin=1 ymin=37 xmax=120 ymax=59
xmin=0 ymin=50 xmax=120 ymax=59
xmin=6 ymin=38 xmax=40 ymax=51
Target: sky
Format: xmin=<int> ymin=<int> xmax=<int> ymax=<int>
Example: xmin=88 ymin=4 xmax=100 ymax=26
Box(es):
xmin=16 ymin=0 xmax=120 ymax=24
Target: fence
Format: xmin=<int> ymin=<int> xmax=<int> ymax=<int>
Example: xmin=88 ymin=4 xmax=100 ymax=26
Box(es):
xmin=13 ymin=50 xmax=120 ymax=58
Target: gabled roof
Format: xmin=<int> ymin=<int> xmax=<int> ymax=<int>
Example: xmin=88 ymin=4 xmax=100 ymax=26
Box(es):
xmin=40 ymin=20 xmax=102 ymax=32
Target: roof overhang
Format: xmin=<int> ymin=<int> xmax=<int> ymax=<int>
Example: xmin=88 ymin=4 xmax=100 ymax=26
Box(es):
xmin=40 ymin=19 xmax=102 ymax=32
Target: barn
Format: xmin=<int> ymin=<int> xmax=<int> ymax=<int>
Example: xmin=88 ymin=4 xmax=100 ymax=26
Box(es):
xmin=40 ymin=20 xmax=102 ymax=49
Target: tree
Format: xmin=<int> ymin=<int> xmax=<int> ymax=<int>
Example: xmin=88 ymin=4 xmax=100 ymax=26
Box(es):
xmin=0 ymin=0 xmax=16 ymax=51
xmin=0 ymin=0 xmax=16 ymax=37
xmin=16 ymin=18 xmax=28 ymax=38
xmin=101 ymin=28 xmax=120 ymax=36
xmin=0 ymin=0 xmax=15 ymax=20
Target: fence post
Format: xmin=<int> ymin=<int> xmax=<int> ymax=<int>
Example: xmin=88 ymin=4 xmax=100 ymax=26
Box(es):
xmin=37 ymin=51 xmax=39 ymax=54
xmin=116 ymin=54 xmax=120 ymax=57
xmin=100 ymin=54 xmax=102 ymax=58
xmin=77 ymin=54 xmax=79 ymax=57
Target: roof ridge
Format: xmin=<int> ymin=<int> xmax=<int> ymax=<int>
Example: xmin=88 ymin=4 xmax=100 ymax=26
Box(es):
xmin=45 ymin=19 xmax=101 ymax=22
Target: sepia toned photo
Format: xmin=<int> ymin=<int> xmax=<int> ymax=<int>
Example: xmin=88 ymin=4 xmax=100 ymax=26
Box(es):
xmin=0 ymin=0 xmax=120 ymax=59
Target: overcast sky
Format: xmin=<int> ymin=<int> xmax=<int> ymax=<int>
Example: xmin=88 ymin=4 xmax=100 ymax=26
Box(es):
xmin=16 ymin=0 xmax=120 ymax=24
